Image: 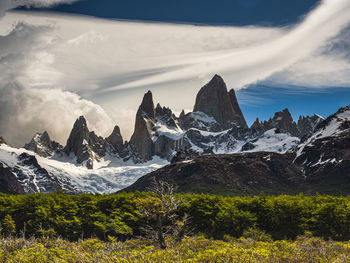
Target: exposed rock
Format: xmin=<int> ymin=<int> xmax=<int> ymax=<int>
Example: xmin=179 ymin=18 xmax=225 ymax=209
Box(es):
xmin=251 ymin=109 xmax=299 ymax=137
xmin=24 ymin=131 xmax=62 ymax=157
xmin=130 ymin=91 xmax=156 ymax=162
xmin=269 ymin=109 xmax=299 ymax=137
xmin=179 ymin=111 xmax=221 ymax=132
xmin=241 ymin=142 xmax=256 ymax=152
xmin=64 ymin=116 xmax=105 ymax=169
xmin=15 ymin=152 xmax=78 ymax=193
xmin=105 ymin=125 xmax=124 ymax=154
xmin=0 ymin=136 xmax=6 ymax=145
xmin=228 ymin=89 xmax=248 ymax=128
xmin=0 ymin=163 xmax=25 ymax=194
xmin=297 ymin=114 xmax=324 ymax=139
xmin=193 ymin=75 xmax=247 ymax=129
xmin=155 ymin=104 xmax=177 ymax=129
xmin=139 ymin=90 xmax=155 ymax=120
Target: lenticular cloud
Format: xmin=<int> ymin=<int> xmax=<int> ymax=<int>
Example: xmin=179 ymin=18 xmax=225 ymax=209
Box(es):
xmin=1 ymin=0 xmax=350 ymax=145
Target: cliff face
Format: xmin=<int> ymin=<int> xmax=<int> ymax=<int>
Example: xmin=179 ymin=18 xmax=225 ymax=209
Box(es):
xmin=193 ymin=75 xmax=247 ymax=129
xmin=105 ymin=125 xmax=124 ymax=154
xmin=24 ymin=131 xmax=62 ymax=157
xmin=129 ymin=91 xmax=156 ymax=162
xmin=64 ymin=116 xmax=105 ymax=169
xmin=251 ymin=109 xmax=323 ymax=139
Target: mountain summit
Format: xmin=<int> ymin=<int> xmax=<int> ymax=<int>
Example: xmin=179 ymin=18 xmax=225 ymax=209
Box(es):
xmin=193 ymin=75 xmax=247 ymax=129
xmin=0 ymin=74 xmax=338 ymax=194
xmin=64 ymin=116 xmax=105 ymax=169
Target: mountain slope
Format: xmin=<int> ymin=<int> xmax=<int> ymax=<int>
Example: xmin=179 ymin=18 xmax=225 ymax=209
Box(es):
xmin=122 ymin=152 xmax=304 ymax=195
xmin=123 ymin=106 xmax=350 ymax=195
xmin=0 ymin=74 xmax=334 ymax=194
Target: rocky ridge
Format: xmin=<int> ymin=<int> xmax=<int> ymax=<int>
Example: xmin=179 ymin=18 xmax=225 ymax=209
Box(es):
xmin=123 ymin=106 xmax=350 ymax=195
xmin=0 ymin=74 xmax=335 ymax=194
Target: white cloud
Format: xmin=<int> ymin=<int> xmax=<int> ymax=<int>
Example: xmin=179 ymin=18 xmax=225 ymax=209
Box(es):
xmin=1 ymin=0 xmax=350 ymax=144
xmin=0 ymin=0 xmax=79 ymax=18
xmin=0 ymin=23 xmax=113 ymax=147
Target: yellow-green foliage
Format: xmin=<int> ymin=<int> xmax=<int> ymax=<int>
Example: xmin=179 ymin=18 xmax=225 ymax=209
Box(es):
xmin=0 ymin=236 xmax=349 ymax=262
xmin=1 ymin=192 xmax=350 ymax=241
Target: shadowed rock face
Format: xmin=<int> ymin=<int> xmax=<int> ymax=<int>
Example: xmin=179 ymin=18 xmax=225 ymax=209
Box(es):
xmin=297 ymin=115 xmax=324 ymax=139
xmin=130 ymin=91 xmax=156 ymax=162
xmin=0 ymin=163 xmax=25 ymax=194
xmin=251 ymin=110 xmax=323 ymax=139
xmin=122 ymin=152 xmax=304 ymax=195
xmin=228 ymin=89 xmax=248 ymax=128
xmin=106 ymin=125 xmax=124 ymax=153
xmin=0 ymin=137 xmax=5 ymax=145
xmin=293 ymin=106 xmax=350 ymax=194
xmin=193 ymin=75 xmax=247 ymax=129
xmin=24 ymin=131 xmax=62 ymax=157
xmin=64 ymin=116 xmax=105 ymax=169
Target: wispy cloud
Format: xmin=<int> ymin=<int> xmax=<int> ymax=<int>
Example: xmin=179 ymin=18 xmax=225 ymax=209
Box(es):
xmin=0 ymin=0 xmax=80 ymax=18
xmin=0 ymin=0 xmax=350 ymax=144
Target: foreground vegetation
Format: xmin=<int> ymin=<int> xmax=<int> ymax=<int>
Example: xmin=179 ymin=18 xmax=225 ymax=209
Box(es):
xmin=1 ymin=191 xmax=350 ymax=242
xmin=0 ymin=235 xmax=350 ymax=262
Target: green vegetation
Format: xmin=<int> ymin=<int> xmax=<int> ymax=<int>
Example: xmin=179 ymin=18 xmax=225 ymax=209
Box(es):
xmin=0 ymin=235 xmax=349 ymax=262
xmin=0 ymin=192 xmax=350 ymax=261
xmin=0 ymin=192 xmax=350 ymax=242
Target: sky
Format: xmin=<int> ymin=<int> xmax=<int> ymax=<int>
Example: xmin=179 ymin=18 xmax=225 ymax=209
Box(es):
xmin=1 ymin=0 xmax=350 ymax=146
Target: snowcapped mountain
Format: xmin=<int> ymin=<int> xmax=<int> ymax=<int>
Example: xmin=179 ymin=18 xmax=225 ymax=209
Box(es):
xmin=293 ymin=106 xmax=350 ymax=191
xmin=0 ymin=143 xmax=167 ymax=194
xmin=123 ymin=106 xmax=350 ymax=195
xmin=0 ymin=75 xmax=327 ymax=194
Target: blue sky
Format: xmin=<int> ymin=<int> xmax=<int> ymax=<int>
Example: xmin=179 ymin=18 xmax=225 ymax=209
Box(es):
xmin=25 ymin=0 xmax=349 ymax=126
xmin=45 ymin=0 xmax=321 ymax=26
xmin=1 ymin=0 xmax=350 ymax=144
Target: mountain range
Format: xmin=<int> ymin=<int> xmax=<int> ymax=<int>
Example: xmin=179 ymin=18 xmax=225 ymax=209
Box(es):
xmin=0 ymin=75 xmax=349 ymax=195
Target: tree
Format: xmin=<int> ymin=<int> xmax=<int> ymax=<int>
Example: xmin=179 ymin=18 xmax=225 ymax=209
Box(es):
xmin=136 ymin=180 xmax=188 ymax=249
xmin=2 ymin=214 xmax=16 ymax=237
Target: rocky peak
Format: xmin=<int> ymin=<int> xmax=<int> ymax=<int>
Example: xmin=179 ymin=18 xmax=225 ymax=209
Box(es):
xmin=105 ymin=125 xmax=124 ymax=153
xmin=64 ymin=116 xmax=104 ymax=169
xmin=193 ymin=74 xmax=247 ymax=129
xmin=251 ymin=118 xmax=261 ymax=129
xmin=64 ymin=116 xmax=90 ymax=156
xmin=24 ymin=131 xmax=61 ymax=157
xmin=270 ymin=108 xmax=299 ymax=137
xmin=130 ymin=91 xmax=156 ymax=162
xmin=140 ymin=90 xmax=155 ymax=120
xmin=297 ymin=114 xmax=324 ymax=139
xmin=155 ymin=104 xmax=177 ymax=128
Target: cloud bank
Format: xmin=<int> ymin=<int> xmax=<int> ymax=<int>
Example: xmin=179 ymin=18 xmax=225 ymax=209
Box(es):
xmin=0 ymin=0 xmax=79 ymax=18
xmin=0 ymin=23 xmax=113 ymax=146
xmin=0 ymin=0 xmax=350 ymax=145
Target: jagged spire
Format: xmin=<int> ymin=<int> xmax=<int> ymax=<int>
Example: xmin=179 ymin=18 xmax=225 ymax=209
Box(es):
xmin=64 ymin=116 xmax=90 ymax=156
xmin=106 ymin=125 xmax=124 ymax=153
xmin=193 ymin=74 xmax=247 ymax=129
xmin=24 ymin=131 xmax=57 ymax=157
xmin=139 ymin=90 xmax=155 ymax=120
xmin=130 ymin=92 xmax=156 ymax=162
xmin=64 ymin=116 xmax=105 ymax=169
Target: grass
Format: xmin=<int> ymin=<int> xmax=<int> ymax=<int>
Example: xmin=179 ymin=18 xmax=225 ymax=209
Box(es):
xmin=0 ymin=235 xmax=349 ymax=262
